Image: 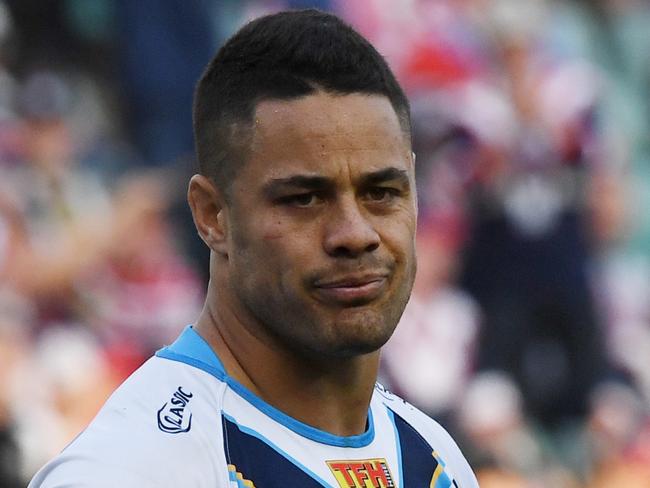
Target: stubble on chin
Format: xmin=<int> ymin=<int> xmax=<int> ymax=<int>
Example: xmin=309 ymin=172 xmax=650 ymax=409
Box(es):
xmin=231 ymin=256 xmax=415 ymax=360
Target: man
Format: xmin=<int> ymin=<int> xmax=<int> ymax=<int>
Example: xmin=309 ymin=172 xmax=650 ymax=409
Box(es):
xmin=30 ymin=9 xmax=478 ymax=487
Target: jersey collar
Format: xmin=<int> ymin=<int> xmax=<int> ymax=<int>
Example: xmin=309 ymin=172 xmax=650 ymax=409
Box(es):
xmin=156 ymin=325 xmax=376 ymax=448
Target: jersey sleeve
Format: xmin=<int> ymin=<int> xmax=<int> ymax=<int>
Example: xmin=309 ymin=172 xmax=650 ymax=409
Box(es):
xmin=424 ymin=417 xmax=479 ymax=488
xmin=28 ymin=455 xmax=160 ymax=488
xmin=28 ymin=357 xmax=232 ymax=488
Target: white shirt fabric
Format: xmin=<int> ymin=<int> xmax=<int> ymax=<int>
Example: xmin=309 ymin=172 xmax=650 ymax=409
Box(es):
xmin=29 ymin=326 xmax=478 ymax=488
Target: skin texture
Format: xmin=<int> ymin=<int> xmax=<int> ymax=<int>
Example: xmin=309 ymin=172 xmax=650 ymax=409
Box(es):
xmin=188 ymin=91 xmax=417 ymax=436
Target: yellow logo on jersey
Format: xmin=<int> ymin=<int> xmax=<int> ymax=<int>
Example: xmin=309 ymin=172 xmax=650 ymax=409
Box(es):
xmin=327 ymin=458 xmax=395 ymax=487
xmin=227 ymin=464 xmax=256 ymax=487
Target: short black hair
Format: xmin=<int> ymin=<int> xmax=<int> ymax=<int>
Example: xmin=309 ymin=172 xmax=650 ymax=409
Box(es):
xmin=193 ymin=9 xmax=411 ymax=194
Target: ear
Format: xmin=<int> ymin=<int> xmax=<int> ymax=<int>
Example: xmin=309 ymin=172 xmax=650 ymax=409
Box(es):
xmin=187 ymin=174 xmax=229 ymax=257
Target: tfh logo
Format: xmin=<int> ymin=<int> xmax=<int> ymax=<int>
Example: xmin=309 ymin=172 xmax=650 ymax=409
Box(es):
xmin=327 ymin=458 xmax=395 ymax=488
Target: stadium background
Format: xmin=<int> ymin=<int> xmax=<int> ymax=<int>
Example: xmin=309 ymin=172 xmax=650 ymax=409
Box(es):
xmin=0 ymin=0 xmax=649 ymax=485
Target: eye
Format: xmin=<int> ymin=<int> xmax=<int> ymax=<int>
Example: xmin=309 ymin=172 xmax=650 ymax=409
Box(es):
xmin=365 ymin=187 xmax=399 ymax=202
xmin=278 ymin=192 xmax=323 ymax=208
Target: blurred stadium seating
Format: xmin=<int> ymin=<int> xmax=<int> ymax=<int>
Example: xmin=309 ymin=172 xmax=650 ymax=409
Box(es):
xmin=1 ymin=1 xmax=649 ymax=485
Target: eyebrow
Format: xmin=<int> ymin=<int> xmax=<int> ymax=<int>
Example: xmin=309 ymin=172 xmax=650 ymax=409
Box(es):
xmin=263 ymin=175 xmax=333 ymax=198
xmin=357 ymin=167 xmax=410 ymax=187
xmin=262 ymin=167 xmax=410 ymax=197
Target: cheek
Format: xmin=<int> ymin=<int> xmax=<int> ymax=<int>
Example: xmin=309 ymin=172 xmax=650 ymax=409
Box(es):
xmin=250 ymin=225 xmax=317 ymax=279
xmin=380 ymin=217 xmax=416 ymax=260
xmin=260 ymin=215 xmax=321 ymax=258
xmin=242 ymin=238 xmax=313 ymax=302
xmin=263 ymin=231 xmax=284 ymax=241
xmin=232 ymin=210 xmax=289 ymax=248
xmin=258 ymin=211 xmax=306 ymax=240
xmin=260 ymin=216 xmax=287 ymax=241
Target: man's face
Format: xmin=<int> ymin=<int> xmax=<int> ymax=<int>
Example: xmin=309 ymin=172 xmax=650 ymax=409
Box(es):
xmin=224 ymin=91 xmax=416 ymax=359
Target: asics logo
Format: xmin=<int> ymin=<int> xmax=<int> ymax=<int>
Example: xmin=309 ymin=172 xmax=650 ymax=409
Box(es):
xmin=157 ymin=386 xmax=193 ymax=434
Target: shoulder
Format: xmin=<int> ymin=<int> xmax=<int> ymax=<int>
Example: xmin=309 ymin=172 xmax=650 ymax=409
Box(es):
xmin=374 ymin=383 xmax=479 ymax=488
xmin=29 ymin=356 xmax=230 ymax=487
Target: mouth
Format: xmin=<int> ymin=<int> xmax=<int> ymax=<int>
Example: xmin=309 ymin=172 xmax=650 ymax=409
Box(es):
xmin=313 ymin=273 xmax=389 ymax=306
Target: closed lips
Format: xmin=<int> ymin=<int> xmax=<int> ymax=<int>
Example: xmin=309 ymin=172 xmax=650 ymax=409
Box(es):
xmin=313 ymin=273 xmax=388 ymax=304
xmin=315 ymin=273 xmax=388 ymax=288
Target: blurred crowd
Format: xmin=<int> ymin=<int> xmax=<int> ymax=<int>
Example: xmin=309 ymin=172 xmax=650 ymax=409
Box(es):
xmin=0 ymin=0 xmax=649 ymax=486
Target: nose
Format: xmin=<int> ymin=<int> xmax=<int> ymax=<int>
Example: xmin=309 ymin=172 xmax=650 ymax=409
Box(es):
xmin=323 ymin=197 xmax=380 ymax=258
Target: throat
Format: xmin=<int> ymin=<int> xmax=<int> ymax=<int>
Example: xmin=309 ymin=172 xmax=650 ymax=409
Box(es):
xmin=234 ymin=344 xmax=378 ymax=436
xmin=193 ymin=296 xmax=379 ymax=437
xmin=243 ymin=351 xmax=379 ymax=437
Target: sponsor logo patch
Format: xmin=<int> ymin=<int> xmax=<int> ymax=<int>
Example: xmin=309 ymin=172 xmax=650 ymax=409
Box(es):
xmin=327 ymin=458 xmax=395 ymax=488
xmin=157 ymin=386 xmax=193 ymax=433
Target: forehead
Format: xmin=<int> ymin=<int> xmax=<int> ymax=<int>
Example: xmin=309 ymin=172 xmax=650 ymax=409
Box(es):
xmin=245 ymin=92 xmax=410 ymax=178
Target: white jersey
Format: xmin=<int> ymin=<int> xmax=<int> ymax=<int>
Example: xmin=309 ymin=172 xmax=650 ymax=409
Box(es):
xmin=30 ymin=326 xmax=478 ymax=488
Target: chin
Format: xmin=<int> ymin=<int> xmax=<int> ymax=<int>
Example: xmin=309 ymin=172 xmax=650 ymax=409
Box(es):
xmin=334 ymin=336 xmax=389 ymax=357
xmin=304 ymin=337 xmax=386 ymax=359
xmin=314 ymin=312 xmax=396 ymax=358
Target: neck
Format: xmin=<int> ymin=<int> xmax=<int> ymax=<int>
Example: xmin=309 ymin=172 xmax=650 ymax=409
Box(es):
xmin=194 ymin=282 xmax=379 ymax=437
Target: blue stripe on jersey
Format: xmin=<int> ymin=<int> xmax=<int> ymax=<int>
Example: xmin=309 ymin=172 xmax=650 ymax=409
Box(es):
xmin=156 ymin=325 xmax=227 ymax=376
xmin=389 ymin=408 xmax=456 ymax=487
xmin=385 ymin=407 xmax=404 ymax=486
xmin=222 ymin=413 xmax=330 ymax=487
xmin=156 ymin=326 xmax=375 ymax=448
xmin=226 ymin=379 xmax=376 ymax=448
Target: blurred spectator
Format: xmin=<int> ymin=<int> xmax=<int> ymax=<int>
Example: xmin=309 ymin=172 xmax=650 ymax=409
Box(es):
xmin=586 ymin=381 xmax=650 ymax=486
xmin=114 ymin=0 xmax=214 ymax=167
xmin=13 ymin=326 xmax=116 ymax=479
xmin=458 ymin=371 xmax=582 ymax=487
xmin=78 ymin=173 xmax=203 ymax=363
xmin=0 ymin=55 xmax=202 ymax=485
xmin=1 ymin=70 xmax=114 ymax=311
xmin=455 ymin=0 xmax=611 ymax=428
